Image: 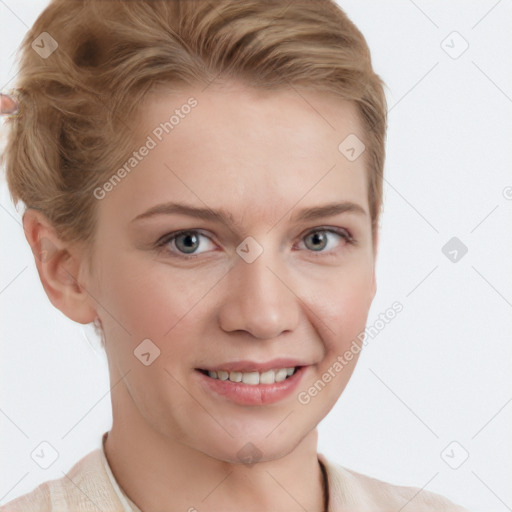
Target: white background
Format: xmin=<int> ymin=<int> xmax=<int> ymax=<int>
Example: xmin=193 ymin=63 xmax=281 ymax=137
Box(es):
xmin=1 ymin=1 xmax=511 ymax=510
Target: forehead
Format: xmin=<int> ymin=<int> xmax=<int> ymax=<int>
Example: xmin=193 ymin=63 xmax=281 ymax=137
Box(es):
xmin=100 ymin=83 xmax=369 ymax=227
xmin=140 ymin=82 xmax=364 ymax=160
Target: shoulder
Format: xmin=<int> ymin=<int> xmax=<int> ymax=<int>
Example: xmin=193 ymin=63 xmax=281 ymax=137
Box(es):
xmin=0 ymin=449 xmax=126 ymax=512
xmin=319 ymin=454 xmax=468 ymax=512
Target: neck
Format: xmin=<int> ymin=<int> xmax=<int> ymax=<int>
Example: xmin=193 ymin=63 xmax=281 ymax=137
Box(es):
xmin=104 ymin=381 xmax=326 ymax=512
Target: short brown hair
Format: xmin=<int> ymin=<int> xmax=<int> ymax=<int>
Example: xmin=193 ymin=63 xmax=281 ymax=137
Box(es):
xmin=2 ymin=0 xmax=387 ymax=256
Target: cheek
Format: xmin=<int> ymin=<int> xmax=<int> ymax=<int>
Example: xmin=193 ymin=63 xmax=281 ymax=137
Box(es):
xmin=324 ymin=295 xmax=372 ymax=358
xmin=298 ymin=271 xmax=373 ymax=414
xmin=94 ymin=251 xmax=211 ymax=339
xmin=311 ymin=262 xmax=375 ymax=350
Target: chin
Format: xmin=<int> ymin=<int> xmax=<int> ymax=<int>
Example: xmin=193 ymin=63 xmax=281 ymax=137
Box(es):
xmin=190 ymin=417 xmax=317 ymax=465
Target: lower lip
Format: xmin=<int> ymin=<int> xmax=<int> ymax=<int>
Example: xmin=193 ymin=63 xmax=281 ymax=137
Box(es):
xmin=196 ymin=367 xmax=306 ymax=406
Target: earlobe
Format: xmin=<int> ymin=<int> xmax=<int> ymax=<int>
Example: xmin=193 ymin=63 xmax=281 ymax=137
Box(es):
xmin=22 ymin=209 xmax=97 ymax=324
xmin=373 ymin=226 xmax=380 ymax=261
xmin=371 ymin=228 xmax=379 ymax=300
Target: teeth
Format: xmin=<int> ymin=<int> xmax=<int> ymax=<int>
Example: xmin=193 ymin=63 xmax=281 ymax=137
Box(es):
xmin=242 ymin=371 xmax=260 ymax=385
xmin=205 ymin=367 xmax=297 ymax=385
xmin=259 ymin=370 xmax=275 ymax=384
xmin=275 ymin=368 xmax=288 ymax=382
xmin=229 ymin=371 xmax=242 ymax=382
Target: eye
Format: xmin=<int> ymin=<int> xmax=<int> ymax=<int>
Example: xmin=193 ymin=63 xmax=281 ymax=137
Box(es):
xmin=155 ymin=227 xmax=355 ymax=260
xmin=156 ymin=230 xmax=216 ymax=258
xmin=298 ymin=228 xmax=355 ymax=254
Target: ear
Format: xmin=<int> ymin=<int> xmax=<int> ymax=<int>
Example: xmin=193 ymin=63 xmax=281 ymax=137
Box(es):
xmin=22 ymin=208 xmax=97 ymax=324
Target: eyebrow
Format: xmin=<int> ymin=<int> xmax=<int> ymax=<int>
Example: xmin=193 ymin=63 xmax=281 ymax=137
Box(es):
xmin=131 ymin=200 xmax=367 ymax=227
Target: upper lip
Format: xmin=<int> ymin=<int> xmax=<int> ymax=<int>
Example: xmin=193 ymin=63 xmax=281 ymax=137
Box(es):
xmin=197 ymin=358 xmax=308 ymax=373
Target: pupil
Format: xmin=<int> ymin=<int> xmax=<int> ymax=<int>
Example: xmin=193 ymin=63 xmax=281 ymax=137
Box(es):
xmin=307 ymin=232 xmax=327 ymax=251
xmin=177 ymin=232 xmax=199 ymax=253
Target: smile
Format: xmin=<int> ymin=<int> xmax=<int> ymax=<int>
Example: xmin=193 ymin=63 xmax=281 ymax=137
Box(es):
xmin=199 ymin=367 xmax=297 ymax=385
xmin=195 ymin=365 xmax=307 ymax=405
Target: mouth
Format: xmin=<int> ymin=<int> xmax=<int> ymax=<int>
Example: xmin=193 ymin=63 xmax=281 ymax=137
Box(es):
xmin=195 ymin=364 xmax=307 ymax=405
xmin=197 ymin=366 xmax=298 ymax=385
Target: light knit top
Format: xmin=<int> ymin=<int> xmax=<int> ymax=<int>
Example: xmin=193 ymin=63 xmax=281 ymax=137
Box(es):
xmin=0 ymin=432 xmax=467 ymax=511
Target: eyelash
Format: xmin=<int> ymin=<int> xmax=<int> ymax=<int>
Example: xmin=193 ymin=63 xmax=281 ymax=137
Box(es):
xmin=155 ymin=227 xmax=357 ymax=260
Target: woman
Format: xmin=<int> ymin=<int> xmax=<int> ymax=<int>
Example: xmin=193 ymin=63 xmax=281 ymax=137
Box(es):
xmin=0 ymin=0 xmax=467 ymax=510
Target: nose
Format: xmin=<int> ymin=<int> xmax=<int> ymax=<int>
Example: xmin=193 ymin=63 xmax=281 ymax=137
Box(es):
xmin=218 ymin=247 xmax=300 ymax=339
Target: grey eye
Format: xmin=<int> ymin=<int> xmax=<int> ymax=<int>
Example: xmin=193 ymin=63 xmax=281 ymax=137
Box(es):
xmin=175 ymin=232 xmax=200 ymax=254
xmin=304 ymin=231 xmax=328 ymax=251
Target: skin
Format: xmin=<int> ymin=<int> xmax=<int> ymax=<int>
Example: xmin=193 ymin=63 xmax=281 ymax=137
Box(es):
xmin=24 ymin=81 xmax=378 ymax=511
xmin=0 ymin=93 xmax=20 ymax=115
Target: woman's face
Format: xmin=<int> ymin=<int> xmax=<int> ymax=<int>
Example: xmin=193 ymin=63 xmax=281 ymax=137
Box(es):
xmin=86 ymin=82 xmax=377 ymax=462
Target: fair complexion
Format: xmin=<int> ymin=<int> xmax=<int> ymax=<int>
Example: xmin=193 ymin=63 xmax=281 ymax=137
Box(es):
xmin=24 ymin=82 xmax=378 ymax=511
